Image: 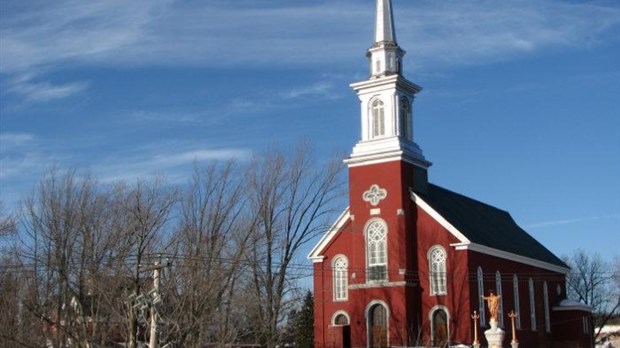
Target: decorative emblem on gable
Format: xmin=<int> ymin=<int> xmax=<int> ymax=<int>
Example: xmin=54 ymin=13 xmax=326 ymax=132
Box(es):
xmin=363 ymin=184 xmax=387 ymax=206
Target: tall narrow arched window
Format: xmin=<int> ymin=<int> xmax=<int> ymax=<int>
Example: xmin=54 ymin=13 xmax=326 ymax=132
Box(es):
xmin=366 ymin=219 xmax=387 ymax=282
xmin=428 ymin=246 xmax=447 ymax=295
xmin=477 ymin=267 xmax=486 ymax=326
xmin=371 ymin=99 xmax=386 ymax=138
xmin=399 ymin=96 xmax=411 ymax=140
xmin=513 ymin=274 xmax=521 ymax=329
xmin=529 ymin=278 xmax=537 ymax=331
xmin=333 ymin=256 xmax=348 ymax=301
xmin=496 ymin=271 xmax=504 ymax=327
xmin=543 ymin=282 xmax=550 ymax=332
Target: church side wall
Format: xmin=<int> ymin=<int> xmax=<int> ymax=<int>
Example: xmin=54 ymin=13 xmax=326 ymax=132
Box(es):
xmin=414 ymin=205 xmax=472 ymax=346
xmin=468 ymin=251 xmax=571 ymax=347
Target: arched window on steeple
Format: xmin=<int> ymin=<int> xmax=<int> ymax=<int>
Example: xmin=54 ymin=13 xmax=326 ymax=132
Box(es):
xmin=371 ymin=99 xmax=386 ymax=138
xmin=400 ymin=96 xmax=411 ymax=140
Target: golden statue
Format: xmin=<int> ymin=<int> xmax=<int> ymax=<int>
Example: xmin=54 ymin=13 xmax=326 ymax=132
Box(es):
xmin=482 ymin=291 xmax=501 ymax=321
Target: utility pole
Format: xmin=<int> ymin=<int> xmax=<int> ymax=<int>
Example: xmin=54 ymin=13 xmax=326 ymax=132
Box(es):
xmin=150 ymin=262 xmax=161 ymax=348
xmin=140 ymin=259 xmax=169 ymax=348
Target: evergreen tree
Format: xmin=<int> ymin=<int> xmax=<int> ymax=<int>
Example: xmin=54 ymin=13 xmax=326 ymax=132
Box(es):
xmin=292 ymin=291 xmax=314 ymax=348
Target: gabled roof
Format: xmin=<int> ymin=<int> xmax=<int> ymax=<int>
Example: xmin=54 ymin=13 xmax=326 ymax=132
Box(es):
xmin=416 ymin=183 xmax=569 ymax=270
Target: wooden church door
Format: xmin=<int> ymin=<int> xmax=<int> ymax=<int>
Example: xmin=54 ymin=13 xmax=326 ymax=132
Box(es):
xmin=432 ymin=308 xmax=448 ymax=347
xmin=369 ymin=304 xmax=388 ymax=348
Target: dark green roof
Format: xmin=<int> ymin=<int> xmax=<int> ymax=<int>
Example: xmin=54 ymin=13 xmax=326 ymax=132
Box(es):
xmin=418 ymin=183 xmax=568 ymax=269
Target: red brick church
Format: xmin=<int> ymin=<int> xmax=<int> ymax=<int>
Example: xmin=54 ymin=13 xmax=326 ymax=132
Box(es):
xmin=308 ymin=1 xmax=593 ymax=347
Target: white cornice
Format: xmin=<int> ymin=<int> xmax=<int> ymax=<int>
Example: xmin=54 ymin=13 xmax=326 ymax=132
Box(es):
xmin=346 ymin=137 xmax=431 ymax=169
xmin=451 ymin=242 xmax=570 ymax=275
xmin=345 ymin=151 xmax=431 ymax=169
xmin=411 ymin=191 xmax=570 ymax=275
xmin=349 ymin=281 xmax=415 ymax=289
xmin=350 ymin=74 xmax=421 ymax=94
xmin=307 ymin=208 xmax=350 ymax=262
xmin=552 ymin=300 xmax=592 ymax=312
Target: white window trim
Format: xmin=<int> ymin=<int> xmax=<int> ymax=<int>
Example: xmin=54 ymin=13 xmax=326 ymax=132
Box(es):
xmin=496 ymin=271 xmax=504 ymax=327
xmin=477 ymin=267 xmax=486 ymax=326
xmin=428 ymin=245 xmax=447 ymax=296
xmin=331 ymin=310 xmax=351 ymax=326
xmin=365 ymin=218 xmax=388 ymax=283
xmin=332 ymin=255 xmax=348 ymax=302
xmin=529 ymin=278 xmax=537 ymax=332
xmin=513 ymin=274 xmax=521 ymax=330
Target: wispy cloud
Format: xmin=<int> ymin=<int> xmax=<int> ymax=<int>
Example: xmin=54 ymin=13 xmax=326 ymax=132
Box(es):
xmin=1 ymin=0 xmax=618 ymax=76
xmin=0 ymin=132 xmax=52 ymax=181
xmin=94 ymin=145 xmax=252 ymax=184
xmin=525 ymin=214 xmax=620 ymax=229
xmin=0 ymin=132 xmax=35 ymax=148
xmin=281 ymin=81 xmax=340 ymax=100
xmin=5 ymin=74 xmax=89 ymax=102
xmin=402 ymin=0 xmax=620 ymax=69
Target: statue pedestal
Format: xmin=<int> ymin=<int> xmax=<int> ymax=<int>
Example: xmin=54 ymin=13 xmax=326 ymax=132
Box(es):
xmin=484 ymin=319 xmax=505 ymax=348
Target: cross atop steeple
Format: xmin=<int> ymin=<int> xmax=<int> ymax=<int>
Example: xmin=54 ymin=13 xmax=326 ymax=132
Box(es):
xmin=368 ymin=0 xmax=405 ymax=78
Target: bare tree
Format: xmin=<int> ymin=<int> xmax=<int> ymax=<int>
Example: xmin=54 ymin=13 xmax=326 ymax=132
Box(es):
xmin=15 ymin=168 xmax=120 ymax=348
xmin=244 ymin=145 xmax=344 ymax=347
xmin=563 ymin=249 xmax=620 ymax=341
xmin=0 ymin=200 xmax=16 ymax=238
xmin=115 ymin=177 xmax=177 ymax=348
xmin=163 ymin=161 xmax=251 ymax=347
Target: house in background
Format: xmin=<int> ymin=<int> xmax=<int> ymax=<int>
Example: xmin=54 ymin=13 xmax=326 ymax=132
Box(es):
xmin=308 ymin=0 xmax=593 ymax=347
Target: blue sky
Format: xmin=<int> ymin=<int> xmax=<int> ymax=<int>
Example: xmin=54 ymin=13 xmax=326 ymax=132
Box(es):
xmin=1 ymin=0 xmax=619 ymax=262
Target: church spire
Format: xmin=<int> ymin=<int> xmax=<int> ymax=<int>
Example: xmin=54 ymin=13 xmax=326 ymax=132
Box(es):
xmin=375 ymin=0 xmax=397 ymax=44
xmin=368 ymin=0 xmax=405 ymax=78
xmin=347 ymin=0 xmax=430 ymax=171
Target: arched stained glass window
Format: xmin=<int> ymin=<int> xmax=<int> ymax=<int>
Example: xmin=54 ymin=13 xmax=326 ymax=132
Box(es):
xmin=496 ymin=271 xmax=504 ymax=327
xmin=333 ymin=256 xmax=348 ymax=301
xmin=513 ymin=274 xmax=521 ymax=329
xmin=334 ymin=313 xmax=349 ymax=325
xmin=543 ymin=282 xmax=550 ymax=333
xmin=428 ymin=246 xmax=447 ymax=295
xmin=477 ymin=267 xmax=486 ymax=326
xmin=366 ymin=220 xmax=387 ymax=281
xmin=529 ymin=278 xmax=537 ymax=331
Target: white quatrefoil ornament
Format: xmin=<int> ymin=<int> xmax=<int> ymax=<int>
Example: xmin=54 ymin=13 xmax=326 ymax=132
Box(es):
xmin=363 ymin=184 xmax=387 ymax=206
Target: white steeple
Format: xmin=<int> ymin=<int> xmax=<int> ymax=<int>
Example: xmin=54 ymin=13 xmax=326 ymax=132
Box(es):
xmin=375 ymin=0 xmax=396 ymax=44
xmin=368 ymin=0 xmax=405 ymax=78
xmin=346 ymin=0 xmax=430 ymax=169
